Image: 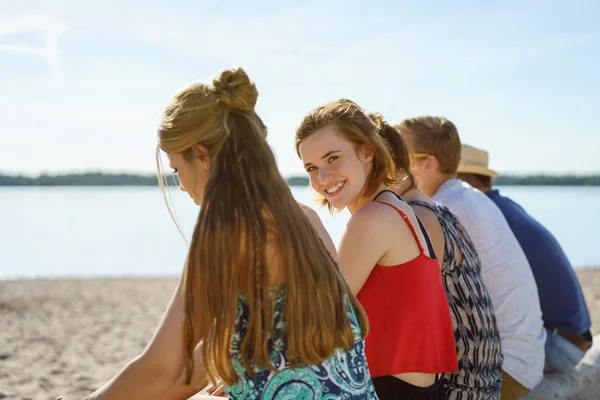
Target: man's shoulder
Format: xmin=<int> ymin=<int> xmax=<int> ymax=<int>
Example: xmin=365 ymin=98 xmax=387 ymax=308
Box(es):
xmin=487 ymin=190 xmax=526 ymax=213
xmin=436 ymin=180 xmax=498 ymax=215
xmin=487 ymin=191 xmax=544 ymax=231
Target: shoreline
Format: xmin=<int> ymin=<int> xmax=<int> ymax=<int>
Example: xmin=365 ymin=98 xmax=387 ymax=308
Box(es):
xmin=2 ymin=264 xmax=599 ymax=281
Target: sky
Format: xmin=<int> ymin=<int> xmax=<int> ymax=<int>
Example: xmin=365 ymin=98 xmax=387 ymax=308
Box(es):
xmin=1 ymin=0 xmax=599 ymax=178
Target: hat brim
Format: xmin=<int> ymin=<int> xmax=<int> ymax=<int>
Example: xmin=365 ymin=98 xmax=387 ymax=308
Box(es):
xmin=457 ymin=164 xmax=498 ymax=179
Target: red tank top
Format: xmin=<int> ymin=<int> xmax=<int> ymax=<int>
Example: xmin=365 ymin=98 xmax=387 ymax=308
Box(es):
xmin=356 ymin=200 xmax=458 ymax=378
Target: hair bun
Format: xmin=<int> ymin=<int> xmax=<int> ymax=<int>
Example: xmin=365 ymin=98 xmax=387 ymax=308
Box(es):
xmin=367 ymin=112 xmax=386 ymax=129
xmin=211 ymin=67 xmax=258 ymax=113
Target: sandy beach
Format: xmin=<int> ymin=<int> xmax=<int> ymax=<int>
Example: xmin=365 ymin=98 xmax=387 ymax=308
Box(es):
xmin=1 ymin=270 xmax=599 ymax=400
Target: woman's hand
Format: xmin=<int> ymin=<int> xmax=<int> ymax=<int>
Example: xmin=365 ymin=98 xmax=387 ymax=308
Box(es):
xmin=204 ymin=381 xmax=226 ymax=397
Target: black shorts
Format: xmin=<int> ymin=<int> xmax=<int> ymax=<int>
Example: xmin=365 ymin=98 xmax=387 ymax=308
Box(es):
xmin=372 ymin=375 xmax=446 ymax=400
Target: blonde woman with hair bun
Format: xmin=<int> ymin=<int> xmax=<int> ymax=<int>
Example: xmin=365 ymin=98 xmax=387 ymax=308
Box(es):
xmin=56 ymin=68 xmax=378 ymax=400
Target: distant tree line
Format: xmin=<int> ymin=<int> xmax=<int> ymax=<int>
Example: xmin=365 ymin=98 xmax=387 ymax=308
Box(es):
xmin=0 ymin=172 xmax=599 ymax=187
xmin=494 ymin=174 xmax=600 ymax=186
xmin=286 ymin=174 xmax=600 ymax=187
xmin=0 ymin=172 xmax=176 ymax=186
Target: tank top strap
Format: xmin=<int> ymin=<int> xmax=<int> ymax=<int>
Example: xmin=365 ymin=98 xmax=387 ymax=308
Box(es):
xmin=374 ymin=200 xmax=425 ymax=254
xmin=407 ymin=199 xmax=435 ymax=211
xmin=405 ymin=200 xmax=437 ymax=259
xmin=410 ymin=200 xmax=456 ymax=261
xmin=416 ymin=214 xmax=436 ymax=260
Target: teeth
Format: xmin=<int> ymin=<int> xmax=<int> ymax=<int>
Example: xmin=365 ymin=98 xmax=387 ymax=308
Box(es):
xmin=325 ymin=181 xmax=344 ymax=194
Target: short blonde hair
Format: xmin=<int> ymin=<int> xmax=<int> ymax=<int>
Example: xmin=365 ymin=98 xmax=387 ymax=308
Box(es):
xmin=396 ymin=116 xmax=461 ymax=175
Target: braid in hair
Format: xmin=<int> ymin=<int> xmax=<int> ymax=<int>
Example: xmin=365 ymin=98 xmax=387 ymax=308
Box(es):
xmin=230 ymin=119 xmax=274 ymax=373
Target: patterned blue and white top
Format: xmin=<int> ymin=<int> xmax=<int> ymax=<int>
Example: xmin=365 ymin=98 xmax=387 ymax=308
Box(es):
xmin=224 ymin=285 xmax=379 ymax=399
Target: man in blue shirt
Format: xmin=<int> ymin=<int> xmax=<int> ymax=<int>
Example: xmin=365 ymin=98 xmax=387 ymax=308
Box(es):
xmin=457 ymin=143 xmax=593 ymax=373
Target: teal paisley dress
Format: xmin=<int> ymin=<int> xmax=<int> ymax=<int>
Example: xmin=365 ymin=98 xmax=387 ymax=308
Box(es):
xmin=224 ymin=285 xmax=379 ymax=399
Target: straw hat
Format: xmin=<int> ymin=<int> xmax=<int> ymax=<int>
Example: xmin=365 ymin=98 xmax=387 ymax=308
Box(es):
xmin=457 ymin=144 xmax=498 ymax=179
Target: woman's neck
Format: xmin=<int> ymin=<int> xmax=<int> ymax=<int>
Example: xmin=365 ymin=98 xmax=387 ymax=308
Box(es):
xmin=394 ymin=175 xmax=432 ymax=204
xmin=348 ymin=183 xmax=390 ymax=215
xmin=394 ymin=174 xmax=413 ymax=198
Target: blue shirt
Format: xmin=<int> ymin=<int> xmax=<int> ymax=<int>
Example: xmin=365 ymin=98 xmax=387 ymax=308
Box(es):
xmin=487 ymin=189 xmax=591 ymax=334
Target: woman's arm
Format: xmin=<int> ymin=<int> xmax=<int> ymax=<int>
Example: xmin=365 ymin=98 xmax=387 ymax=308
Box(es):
xmin=337 ymin=204 xmax=392 ymax=295
xmin=80 ymin=278 xmax=208 ymax=400
xmin=298 ymin=202 xmax=339 ymax=263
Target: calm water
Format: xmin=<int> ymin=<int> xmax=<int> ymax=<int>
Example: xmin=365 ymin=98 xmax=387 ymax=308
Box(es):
xmin=1 ymin=186 xmax=598 ymax=279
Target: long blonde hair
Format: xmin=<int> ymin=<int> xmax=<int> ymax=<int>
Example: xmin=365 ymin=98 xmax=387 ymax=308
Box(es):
xmin=156 ymin=68 xmax=368 ymax=386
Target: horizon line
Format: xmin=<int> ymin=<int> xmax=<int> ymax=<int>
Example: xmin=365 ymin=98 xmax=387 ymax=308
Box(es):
xmin=2 ymin=170 xmax=600 ymax=179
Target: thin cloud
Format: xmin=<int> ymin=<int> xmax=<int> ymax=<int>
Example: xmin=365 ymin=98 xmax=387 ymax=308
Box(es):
xmin=0 ymin=12 xmax=69 ymax=80
xmin=0 ymin=1 xmax=597 ymax=175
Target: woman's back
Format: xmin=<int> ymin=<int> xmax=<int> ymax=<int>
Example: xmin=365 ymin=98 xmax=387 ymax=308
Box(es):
xmin=222 ymin=207 xmax=378 ymax=399
xmin=355 ymin=194 xmax=458 ymax=376
xmin=410 ymin=200 xmax=503 ymax=399
xmin=161 ymin=69 xmax=374 ymax=396
xmin=55 ymin=68 xmax=376 ymax=400
xmin=227 ymin=285 xmax=378 ymax=399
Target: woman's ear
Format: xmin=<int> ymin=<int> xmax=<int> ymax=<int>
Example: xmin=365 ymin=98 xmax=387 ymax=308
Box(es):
xmin=190 ymin=144 xmax=211 ymax=170
xmin=359 ymin=145 xmax=375 ymax=163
